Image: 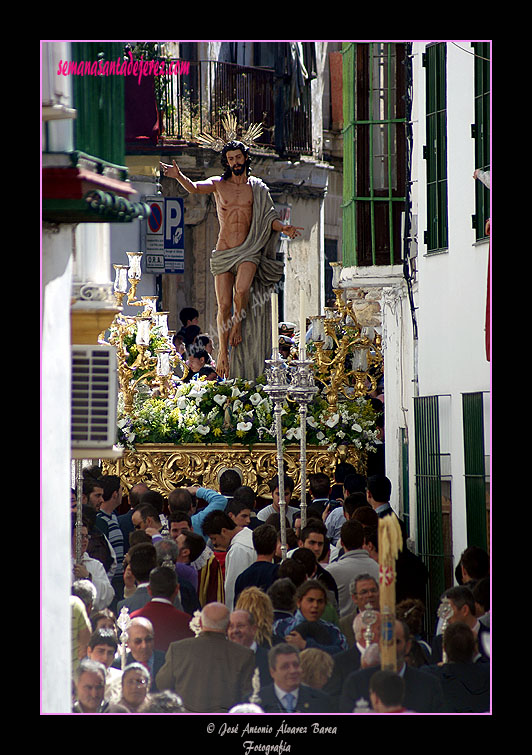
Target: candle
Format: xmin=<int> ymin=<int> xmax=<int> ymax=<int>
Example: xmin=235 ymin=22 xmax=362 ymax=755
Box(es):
xmin=299 ymin=288 xmax=306 ymax=359
xmin=271 ymin=291 xmax=278 ymax=357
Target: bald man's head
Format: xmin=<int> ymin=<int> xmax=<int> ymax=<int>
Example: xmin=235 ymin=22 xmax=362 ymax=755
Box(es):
xmin=200 ymin=602 xmax=230 ymax=633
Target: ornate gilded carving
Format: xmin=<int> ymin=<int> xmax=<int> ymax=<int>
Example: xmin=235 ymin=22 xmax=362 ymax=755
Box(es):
xmin=102 ymin=443 xmax=365 ymax=499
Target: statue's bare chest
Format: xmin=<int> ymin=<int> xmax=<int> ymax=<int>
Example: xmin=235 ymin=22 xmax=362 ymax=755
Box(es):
xmin=216 ymin=180 xmax=253 ymax=212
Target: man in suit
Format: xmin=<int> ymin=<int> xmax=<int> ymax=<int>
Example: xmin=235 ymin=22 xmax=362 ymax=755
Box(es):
xmin=130 ymin=566 xmax=194 ymax=652
xmin=340 ymin=620 xmax=445 ymax=713
xmin=228 ymin=609 xmax=272 ymax=685
xmin=431 ymin=585 xmax=490 ymax=664
xmin=366 ymin=475 xmax=403 ymax=529
xmin=366 ymin=475 xmax=428 ymax=603
xmin=323 ymin=609 xmax=381 ymax=706
xmin=114 ymin=617 xmax=166 ymax=692
xmin=422 ymin=622 xmax=490 ymax=712
xmin=259 ymin=643 xmax=335 ymax=713
xmin=338 ymin=573 xmax=380 ymax=647
xmin=156 ymin=602 xmax=255 ymax=712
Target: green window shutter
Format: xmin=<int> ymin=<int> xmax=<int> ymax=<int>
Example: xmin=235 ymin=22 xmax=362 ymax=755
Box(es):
xmin=413 ymin=395 xmax=445 ymax=636
xmin=342 ymin=42 xmax=357 ymax=267
xmin=424 ymin=43 xmax=448 ymax=253
xmin=462 ymin=392 xmax=488 ymax=549
xmin=342 ymin=42 xmax=410 ymax=267
xmin=71 ymin=42 xmax=126 ymax=168
xmin=472 ymin=43 xmax=490 ymax=241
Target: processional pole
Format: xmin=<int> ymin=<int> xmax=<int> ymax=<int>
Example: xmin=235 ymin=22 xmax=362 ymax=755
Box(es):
xmin=74 ymin=459 xmax=85 ymax=564
xmin=288 ymin=367 xmax=318 ymax=530
xmin=264 ymin=291 xmax=291 ymax=561
xmin=378 ymin=513 xmax=403 ymax=671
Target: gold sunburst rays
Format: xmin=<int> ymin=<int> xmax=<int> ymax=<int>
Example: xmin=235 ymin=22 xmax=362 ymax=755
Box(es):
xmin=196 ymin=113 xmax=264 ymax=152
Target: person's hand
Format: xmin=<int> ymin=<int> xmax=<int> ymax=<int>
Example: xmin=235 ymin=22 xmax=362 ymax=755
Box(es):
xmin=285 ymin=630 xmax=307 ymax=650
xmin=322 ymin=503 xmax=330 ymax=522
xmin=186 ymin=485 xmax=200 ymax=495
xmin=73 ymin=563 xmax=90 ymax=580
xmin=283 ymin=225 xmax=303 ymax=239
xmin=160 ymin=159 xmax=181 ymax=179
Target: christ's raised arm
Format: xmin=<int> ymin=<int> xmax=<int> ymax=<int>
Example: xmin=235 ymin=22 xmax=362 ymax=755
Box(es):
xmin=160 ymin=159 xmax=219 ymax=194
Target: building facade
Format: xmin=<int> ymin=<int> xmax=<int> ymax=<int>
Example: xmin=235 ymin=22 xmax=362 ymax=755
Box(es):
xmin=338 ymin=41 xmax=490 ymax=627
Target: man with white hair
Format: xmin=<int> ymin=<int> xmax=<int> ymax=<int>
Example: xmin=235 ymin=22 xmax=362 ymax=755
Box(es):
xmin=112 ymin=616 xmax=166 ymax=692
xmin=156 ymin=602 xmax=255 ymax=712
xmin=228 ymin=609 xmax=272 ymax=684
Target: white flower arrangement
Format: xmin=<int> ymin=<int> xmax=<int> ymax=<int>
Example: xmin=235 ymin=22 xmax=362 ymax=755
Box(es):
xmin=116 ymin=375 xmax=380 ymax=454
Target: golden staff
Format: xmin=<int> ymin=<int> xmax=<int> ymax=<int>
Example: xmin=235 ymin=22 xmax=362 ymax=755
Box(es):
xmin=378 ymin=513 xmax=403 ymax=671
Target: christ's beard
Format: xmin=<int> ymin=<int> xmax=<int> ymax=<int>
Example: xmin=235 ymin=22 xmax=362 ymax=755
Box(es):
xmin=231 ymin=164 xmax=246 ymax=175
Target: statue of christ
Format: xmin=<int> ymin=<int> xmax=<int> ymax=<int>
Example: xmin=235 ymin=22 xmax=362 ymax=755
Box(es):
xmin=161 ymin=141 xmax=302 ymax=379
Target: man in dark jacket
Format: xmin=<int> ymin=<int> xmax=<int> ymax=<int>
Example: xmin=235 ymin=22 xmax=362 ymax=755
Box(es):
xmin=340 ymin=620 xmax=445 ymax=713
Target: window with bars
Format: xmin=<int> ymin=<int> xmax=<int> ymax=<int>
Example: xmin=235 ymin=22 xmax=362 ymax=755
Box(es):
xmin=413 ymin=394 xmax=453 ymax=636
xmin=423 ymin=42 xmax=448 ymax=254
xmin=462 ymin=392 xmax=489 ymax=550
xmin=342 ymin=42 xmax=410 ymax=267
xmin=472 ymin=42 xmax=490 ymax=241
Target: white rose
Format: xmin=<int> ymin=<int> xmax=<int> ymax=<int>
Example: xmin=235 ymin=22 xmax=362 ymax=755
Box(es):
xmin=250 ymin=393 xmax=262 ymax=406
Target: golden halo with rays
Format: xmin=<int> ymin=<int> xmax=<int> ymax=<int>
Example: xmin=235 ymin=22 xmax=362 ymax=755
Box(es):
xmin=195 ymin=113 xmax=264 ymax=152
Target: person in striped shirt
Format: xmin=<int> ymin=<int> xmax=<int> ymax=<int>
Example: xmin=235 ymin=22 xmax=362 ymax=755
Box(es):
xmin=96 ymin=475 xmax=125 ymax=612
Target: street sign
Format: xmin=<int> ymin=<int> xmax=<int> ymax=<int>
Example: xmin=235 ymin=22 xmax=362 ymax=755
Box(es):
xmin=145 ymin=197 xmax=184 ymax=274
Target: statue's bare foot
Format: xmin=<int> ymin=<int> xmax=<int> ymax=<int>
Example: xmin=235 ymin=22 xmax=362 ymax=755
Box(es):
xmin=217 ymin=352 xmax=230 ymax=379
xmin=229 ymin=319 xmax=242 ymax=347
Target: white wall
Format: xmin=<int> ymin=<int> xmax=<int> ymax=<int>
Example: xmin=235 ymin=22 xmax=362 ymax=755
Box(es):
xmin=42 ymin=224 xmax=74 ymax=713
xmin=410 ymin=42 xmax=490 ymax=564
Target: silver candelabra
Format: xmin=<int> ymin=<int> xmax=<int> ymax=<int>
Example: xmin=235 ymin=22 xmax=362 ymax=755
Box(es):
xmin=263 ymin=345 xmax=318 ymax=560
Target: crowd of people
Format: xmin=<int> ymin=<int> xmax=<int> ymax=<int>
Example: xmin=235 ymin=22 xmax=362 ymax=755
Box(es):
xmin=70 ymin=460 xmax=490 ymax=715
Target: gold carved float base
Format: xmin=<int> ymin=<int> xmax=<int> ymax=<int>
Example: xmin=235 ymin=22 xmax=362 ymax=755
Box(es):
xmin=102 ymin=443 xmax=366 ymax=499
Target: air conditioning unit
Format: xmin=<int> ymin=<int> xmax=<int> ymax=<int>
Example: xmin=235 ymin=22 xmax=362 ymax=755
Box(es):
xmin=71 ymin=344 xmax=118 ymax=448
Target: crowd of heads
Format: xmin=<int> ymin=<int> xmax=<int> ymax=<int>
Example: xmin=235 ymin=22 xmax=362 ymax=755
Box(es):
xmin=71 ymin=461 xmax=489 ymax=714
